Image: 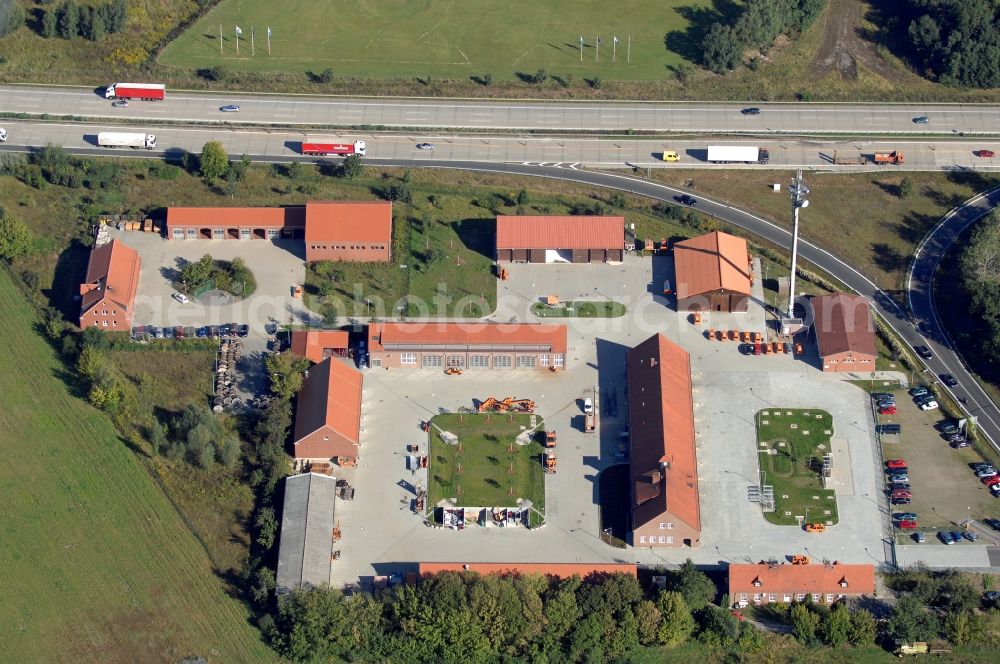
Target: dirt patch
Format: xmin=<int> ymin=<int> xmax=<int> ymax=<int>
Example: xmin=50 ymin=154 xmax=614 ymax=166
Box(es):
xmin=810 ymin=0 xmax=900 ymax=82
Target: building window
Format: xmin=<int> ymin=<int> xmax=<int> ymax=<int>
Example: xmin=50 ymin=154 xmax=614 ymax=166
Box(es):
xmin=422 ymin=354 xmax=442 ymax=368
xmin=553 ymin=354 xmax=565 ymax=367
xmin=447 ymin=355 xmax=465 ymax=368
xmin=401 ymin=353 xmax=416 ymax=365
xmin=469 ymin=355 xmax=490 ymax=369
xmin=539 ymin=354 xmax=549 ymax=366
xmin=494 ymin=355 xmax=512 ymax=369
xmin=517 ymin=355 xmax=536 ymax=369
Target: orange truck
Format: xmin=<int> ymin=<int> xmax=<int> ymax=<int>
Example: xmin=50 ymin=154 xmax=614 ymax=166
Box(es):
xmin=873 ymin=151 xmax=904 ymax=165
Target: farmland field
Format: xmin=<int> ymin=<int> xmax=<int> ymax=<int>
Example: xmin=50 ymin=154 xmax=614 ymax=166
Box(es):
xmin=0 ymin=270 xmax=276 ymax=663
xmin=159 ymin=0 xmax=708 ymax=80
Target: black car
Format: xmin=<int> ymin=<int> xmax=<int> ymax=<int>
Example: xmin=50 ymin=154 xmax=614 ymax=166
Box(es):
xmin=741 ymin=107 xmax=761 ymax=116
xmin=676 ymin=194 xmax=697 ymax=206
xmin=238 ymin=324 xmax=250 ymax=338
xmin=914 ymin=345 xmax=933 ymax=359
xmin=940 ymin=373 xmax=959 ymax=388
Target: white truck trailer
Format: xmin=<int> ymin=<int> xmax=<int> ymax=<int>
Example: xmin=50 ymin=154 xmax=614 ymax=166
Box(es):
xmin=97 ymin=132 xmax=157 ymax=149
xmin=706 ymin=145 xmax=769 ymax=164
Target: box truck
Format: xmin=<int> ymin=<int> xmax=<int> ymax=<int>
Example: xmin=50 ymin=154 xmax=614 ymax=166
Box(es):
xmin=97 ymin=132 xmax=157 ymax=149
xmin=301 ymin=139 xmax=367 ymax=156
xmin=104 ymin=83 xmax=166 ymax=101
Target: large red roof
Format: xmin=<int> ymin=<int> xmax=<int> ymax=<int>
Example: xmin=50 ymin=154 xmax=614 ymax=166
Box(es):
xmin=418 ymin=562 xmax=637 ymax=579
xmin=305 ymin=202 xmax=392 ymax=244
xmin=496 ymin=215 xmax=624 ymax=250
xmin=368 ymin=322 xmax=567 ymax=354
xmin=626 ymin=333 xmax=700 ymax=532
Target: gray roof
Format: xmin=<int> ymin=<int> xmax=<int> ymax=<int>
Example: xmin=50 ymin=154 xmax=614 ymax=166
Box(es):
xmin=276 ymin=473 xmax=337 ymax=591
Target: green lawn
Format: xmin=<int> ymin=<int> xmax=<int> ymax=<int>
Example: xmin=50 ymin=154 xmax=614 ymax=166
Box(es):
xmin=531 ymin=300 xmax=627 ymax=318
xmin=159 ymin=0 xmax=706 ymax=80
xmin=0 ymin=269 xmax=275 ymax=663
xmin=756 ymin=408 xmax=839 ymax=527
xmin=428 ymin=413 xmax=545 ymax=511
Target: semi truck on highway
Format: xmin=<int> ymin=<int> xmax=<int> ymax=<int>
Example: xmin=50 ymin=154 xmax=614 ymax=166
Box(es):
xmin=97 ymin=132 xmax=157 ymax=149
xmin=873 ymin=151 xmax=905 ymax=165
xmin=104 ymin=83 xmax=166 ymax=101
xmin=301 ymin=139 xmax=367 ymax=157
xmin=707 ymin=145 xmax=769 ymax=164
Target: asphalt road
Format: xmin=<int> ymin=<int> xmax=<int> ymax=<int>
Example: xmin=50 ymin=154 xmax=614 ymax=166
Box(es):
xmin=2 ymin=141 xmax=996 ymax=447
xmin=3 ymin=120 xmax=1000 ymax=171
xmin=4 ymin=84 xmax=1000 ymax=134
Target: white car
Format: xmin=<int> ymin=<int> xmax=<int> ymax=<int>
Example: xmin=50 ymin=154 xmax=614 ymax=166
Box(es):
xmin=583 ymin=397 xmax=594 ymax=414
xmin=172 ymin=292 xmax=190 ymax=304
xmin=0 ymin=127 xmax=6 ymax=142
xmin=918 ymin=400 xmax=939 ymax=411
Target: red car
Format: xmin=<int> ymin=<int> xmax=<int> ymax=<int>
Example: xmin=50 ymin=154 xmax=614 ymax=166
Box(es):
xmin=977 ymin=149 xmax=996 ymax=158
xmin=879 ymin=405 xmax=898 ymax=415
xmin=984 ymin=476 xmax=1000 ymax=487
xmin=886 ymin=459 xmax=907 ymax=470
xmin=897 ymin=519 xmax=918 ymax=530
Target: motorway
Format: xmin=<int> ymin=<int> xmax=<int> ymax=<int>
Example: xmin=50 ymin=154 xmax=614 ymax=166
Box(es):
xmin=2 ymin=123 xmax=998 ymax=447
xmin=5 ymin=84 xmax=1000 ymax=134
xmin=3 ymin=120 xmax=1000 ymax=171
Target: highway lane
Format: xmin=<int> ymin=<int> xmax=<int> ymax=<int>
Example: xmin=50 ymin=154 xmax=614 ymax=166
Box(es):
xmin=4 ymin=84 xmax=1000 ymax=134
xmin=2 ymin=138 xmax=996 ymax=446
xmin=4 ymin=120 xmax=1000 ymax=171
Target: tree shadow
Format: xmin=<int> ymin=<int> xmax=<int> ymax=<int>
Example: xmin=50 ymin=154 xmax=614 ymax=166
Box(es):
xmin=664 ymin=1 xmax=741 ymax=64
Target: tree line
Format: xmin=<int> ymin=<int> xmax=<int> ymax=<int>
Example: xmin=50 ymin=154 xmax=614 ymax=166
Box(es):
xmin=894 ymin=0 xmax=1000 ymax=88
xmin=700 ymin=0 xmax=827 ymax=74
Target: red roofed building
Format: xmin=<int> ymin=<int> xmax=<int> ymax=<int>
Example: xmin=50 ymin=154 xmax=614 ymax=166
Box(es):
xmin=289 ymin=330 xmax=350 ymax=364
xmin=418 ymin=562 xmax=637 ymax=579
xmin=293 ymin=357 xmax=363 ymax=463
xmin=367 ymin=322 xmax=567 ymax=370
xmin=626 ymin=333 xmax=700 ymax=548
xmin=728 ymin=561 xmax=876 ymax=606
xmin=810 ymin=294 xmax=876 ymax=373
xmin=496 ymin=215 xmax=624 ymax=263
xmin=673 ymin=231 xmax=752 ymax=312
xmin=165 ymin=201 xmax=392 ymax=263
xmin=79 ymin=240 xmax=141 ymax=331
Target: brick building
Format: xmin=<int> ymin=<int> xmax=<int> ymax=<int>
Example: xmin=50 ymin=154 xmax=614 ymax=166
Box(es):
xmin=626 ymin=333 xmax=701 ymax=548
xmin=673 ymin=231 xmax=752 ymax=312
xmin=366 ymin=322 xmax=567 ymax=370
xmin=78 ymin=239 xmax=141 ymax=331
xmin=728 ymin=561 xmax=875 ymax=606
xmin=292 ymin=357 xmax=363 ymax=464
xmin=496 ymin=215 xmax=624 ymax=263
xmin=810 ymin=293 xmax=877 ymax=373
xmin=165 ymin=201 xmax=392 ymax=263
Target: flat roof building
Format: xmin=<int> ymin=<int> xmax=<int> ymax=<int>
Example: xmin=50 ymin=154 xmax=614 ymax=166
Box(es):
xmin=367 ymin=322 xmax=568 ymax=371
xmin=293 ymin=357 xmax=363 ymax=463
xmin=79 ymin=239 xmax=141 ymax=331
xmin=673 ymin=231 xmax=752 ymax=312
xmin=810 ymin=293 xmax=876 ymax=373
xmin=276 ymin=472 xmax=337 ymax=592
xmin=496 ymin=215 xmax=624 ymax=263
xmin=289 ymin=329 xmax=350 ymax=364
xmin=728 ymin=561 xmax=875 ymax=606
xmin=626 ymin=333 xmax=700 ymax=548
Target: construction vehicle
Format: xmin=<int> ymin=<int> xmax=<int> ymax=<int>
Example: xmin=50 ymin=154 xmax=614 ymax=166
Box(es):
xmin=444 ymin=367 xmax=463 ymax=375
xmin=791 ymin=554 xmax=810 ymax=565
xmin=832 ymin=151 xmax=869 ymax=166
xmin=545 ymin=431 xmax=557 ymax=448
xmin=544 ymin=453 xmax=557 ymax=474
xmin=805 ymin=523 xmax=826 ymax=534
xmin=895 ymin=642 xmax=929 ymax=656
xmin=873 ymin=151 xmax=904 ymax=165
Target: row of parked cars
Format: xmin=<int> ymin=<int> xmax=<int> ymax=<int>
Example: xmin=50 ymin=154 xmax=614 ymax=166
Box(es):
xmin=132 ymin=323 xmax=249 ymax=340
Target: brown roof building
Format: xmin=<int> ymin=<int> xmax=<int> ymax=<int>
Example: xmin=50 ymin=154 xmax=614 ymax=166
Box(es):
xmin=165 ymin=201 xmax=392 ymax=263
xmin=626 ymin=333 xmax=700 ymax=548
xmin=810 ymin=294 xmax=876 ymax=373
xmin=289 ymin=330 xmax=350 ymax=364
xmin=496 ymin=215 xmax=624 ymax=263
xmin=79 ymin=240 xmax=141 ymax=331
xmin=418 ymin=562 xmax=637 ymax=579
xmin=367 ymin=322 xmax=567 ymax=371
xmin=293 ymin=357 xmax=363 ymax=463
xmin=728 ymin=562 xmax=876 ymax=606
xmin=673 ymin=231 xmax=752 ymax=312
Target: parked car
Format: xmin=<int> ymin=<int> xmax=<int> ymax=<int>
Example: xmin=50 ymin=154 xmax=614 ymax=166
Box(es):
xmin=909 ymin=386 xmax=930 ymax=397
xmin=741 ymin=107 xmax=761 ymax=115
xmin=172 ymin=292 xmax=190 ymax=304
xmin=886 ymin=459 xmax=908 ymax=470
xmin=940 ymin=373 xmax=959 ymax=388
xmin=879 ymin=405 xmax=898 ymax=415
xmin=919 ymin=400 xmax=940 ymax=411
xmin=939 ymin=531 xmax=956 ymax=544
xmin=977 ymin=149 xmax=997 ymax=158
xmin=415 ymin=143 xmax=435 ymax=150
xmin=913 ymin=115 xmax=930 ymax=124
xmin=220 ymin=104 xmax=240 ymax=112
xmin=914 ymin=345 xmax=933 ymax=359
xmin=880 ymin=423 xmax=902 ymax=435
xmin=238 ymin=324 xmax=249 ymax=338
xmin=676 ymin=194 xmax=697 ymax=206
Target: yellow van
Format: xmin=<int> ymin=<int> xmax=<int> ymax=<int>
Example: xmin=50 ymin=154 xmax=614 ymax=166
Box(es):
xmin=661 ymin=151 xmax=680 ymax=162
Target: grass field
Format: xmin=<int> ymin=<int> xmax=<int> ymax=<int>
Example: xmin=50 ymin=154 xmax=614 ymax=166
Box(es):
xmin=756 ymin=408 xmax=839 ymax=527
xmin=159 ymin=0 xmax=705 ymax=80
xmin=0 ymin=269 xmax=275 ymax=663
xmin=428 ymin=413 xmax=545 ymax=510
